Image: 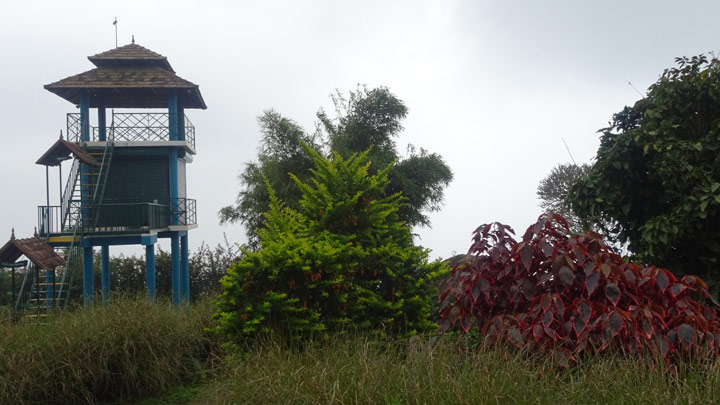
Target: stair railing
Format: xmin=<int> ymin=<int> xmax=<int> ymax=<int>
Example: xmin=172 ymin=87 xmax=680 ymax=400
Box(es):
xmin=55 ymin=222 xmax=81 ymax=309
xmin=91 ymin=118 xmax=115 ymax=229
xmin=61 ymin=158 xmax=81 ymax=230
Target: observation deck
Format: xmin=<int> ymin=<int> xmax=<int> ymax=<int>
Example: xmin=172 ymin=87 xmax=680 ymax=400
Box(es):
xmin=66 ymin=111 xmax=196 ymax=154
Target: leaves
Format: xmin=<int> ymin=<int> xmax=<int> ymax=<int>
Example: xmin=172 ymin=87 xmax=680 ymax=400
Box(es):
xmin=571 ymin=54 xmax=720 ymax=290
xmin=586 ymin=272 xmax=600 ymax=295
xmin=215 ymin=144 xmax=445 ymax=340
xmin=656 ymin=270 xmax=669 ymax=292
xmin=222 ymin=86 xmax=453 ymax=248
xmin=558 ymin=266 xmax=574 ymax=286
xmin=670 ymin=283 xmax=687 ymax=298
xmin=677 ymin=324 xmax=695 ymax=347
xmin=439 ymin=213 xmax=720 ymax=367
xmin=608 ymin=311 xmax=623 ymax=336
xmin=605 ymin=283 xmax=621 ymax=306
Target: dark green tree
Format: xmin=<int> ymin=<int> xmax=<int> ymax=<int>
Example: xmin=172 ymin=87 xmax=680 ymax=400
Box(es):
xmin=537 ymin=163 xmax=592 ymax=234
xmin=571 ymin=55 xmax=720 ymax=290
xmin=213 ymin=145 xmax=446 ymax=340
xmin=219 ymin=86 xmax=453 ymax=248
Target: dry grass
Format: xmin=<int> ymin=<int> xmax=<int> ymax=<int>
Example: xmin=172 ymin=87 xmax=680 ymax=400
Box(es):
xmin=194 ymin=335 xmax=720 ymax=404
xmin=0 ymin=297 xmax=221 ymax=404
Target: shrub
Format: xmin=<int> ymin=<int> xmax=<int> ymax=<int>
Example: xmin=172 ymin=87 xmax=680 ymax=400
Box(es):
xmin=213 ymin=145 xmax=446 ymax=341
xmin=438 ymin=213 xmax=720 ymax=365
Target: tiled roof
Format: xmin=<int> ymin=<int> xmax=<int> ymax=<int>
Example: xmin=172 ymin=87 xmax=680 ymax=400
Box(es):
xmin=44 ymin=67 xmax=206 ymax=109
xmin=46 ymin=66 xmax=197 ymax=89
xmin=44 ymin=43 xmax=207 ymax=109
xmin=36 ymin=138 xmax=101 ymax=167
xmin=88 ymin=43 xmax=174 ymax=72
xmin=0 ymin=233 xmax=65 ymax=270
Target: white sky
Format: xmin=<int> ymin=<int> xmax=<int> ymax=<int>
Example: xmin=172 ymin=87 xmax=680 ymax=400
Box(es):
xmin=1 ymin=0 xmax=718 ymax=259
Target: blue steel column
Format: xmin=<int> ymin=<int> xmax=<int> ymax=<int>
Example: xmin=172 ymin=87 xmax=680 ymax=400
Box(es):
xmin=171 ymin=235 xmax=181 ymax=306
xmin=145 ymin=244 xmax=156 ymax=302
xmin=83 ymin=246 xmax=94 ymax=306
xmin=45 ymin=270 xmax=55 ymax=308
xmin=178 ymin=101 xmax=185 ymax=142
xmin=80 ymin=91 xmax=94 ymax=307
xmin=80 ymin=91 xmax=90 ymax=142
xmin=97 ymin=95 xmax=106 ymax=141
xmin=80 ymin=91 xmax=91 ymax=229
xmin=169 ymin=90 xmax=181 ymax=306
xmin=101 ymin=245 xmax=110 ymax=305
xmin=181 ymin=233 xmax=189 ymax=303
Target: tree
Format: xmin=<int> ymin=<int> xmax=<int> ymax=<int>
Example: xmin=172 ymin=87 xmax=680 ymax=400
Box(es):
xmin=537 ymin=163 xmax=591 ymax=233
xmin=220 ymin=86 xmax=453 ymax=248
xmin=571 ymin=55 xmax=720 ymax=291
xmin=213 ymin=145 xmax=446 ymax=340
xmin=218 ymin=110 xmax=320 ymax=247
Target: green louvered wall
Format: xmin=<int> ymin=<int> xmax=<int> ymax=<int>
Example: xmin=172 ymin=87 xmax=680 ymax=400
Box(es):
xmin=104 ymin=156 xmax=170 ymax=205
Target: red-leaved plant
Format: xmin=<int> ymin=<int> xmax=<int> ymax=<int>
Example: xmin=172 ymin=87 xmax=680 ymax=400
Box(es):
xmin=438 ymin=213 xmax=720 ymax=365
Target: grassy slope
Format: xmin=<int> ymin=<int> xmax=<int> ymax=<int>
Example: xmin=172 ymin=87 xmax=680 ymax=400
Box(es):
xmin=0 ymin=298 xmax=221 ymax=404
xmin=187 ymin=336 xmax=720 ymax=404
xmin=3 ymin=301 xmax=720 ymax=404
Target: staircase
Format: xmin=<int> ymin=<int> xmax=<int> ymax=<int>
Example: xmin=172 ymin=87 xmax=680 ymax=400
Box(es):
xmin=18 ymin=240 xmax=82 ymax=319
xmin=61 ymin=137 xmax=115 ymax=232
xmin=20 ymin=135 xmax=113 ymax=320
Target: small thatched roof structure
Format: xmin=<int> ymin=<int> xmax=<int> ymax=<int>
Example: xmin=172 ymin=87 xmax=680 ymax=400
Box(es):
xmin=0 ymin=230 xmax=65 ymax=270
xmin=36 ymin=135 xmax=101 ymax=167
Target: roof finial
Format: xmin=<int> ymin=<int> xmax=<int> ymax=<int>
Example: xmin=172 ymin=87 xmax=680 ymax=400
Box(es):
xmin=132 ymin=34 xmax=135 ymax=44
xmin=59 ymin=130 xmax=63 ymax=140
xmin=11 ymin=228 xmax=15 ymax=240
xmin=34 ymin=227 xmax=38 ymax=237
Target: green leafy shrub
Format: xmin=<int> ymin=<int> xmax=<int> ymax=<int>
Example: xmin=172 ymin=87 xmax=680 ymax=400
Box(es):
xmin=439 ymin=213 xmax=720 ymax=366
xmin=213 ymin=145 xmax=445 ymax=340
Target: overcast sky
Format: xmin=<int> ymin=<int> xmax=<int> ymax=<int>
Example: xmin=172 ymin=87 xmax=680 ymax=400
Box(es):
xmin=1 ymin=0 xmax=718 ymax=258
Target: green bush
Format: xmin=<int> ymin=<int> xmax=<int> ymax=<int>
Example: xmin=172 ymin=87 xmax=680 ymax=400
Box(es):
xmin=213 ymin=146 xmax=446 ymax=341
xmin=0 ymin=297 xmax=221 ymax=403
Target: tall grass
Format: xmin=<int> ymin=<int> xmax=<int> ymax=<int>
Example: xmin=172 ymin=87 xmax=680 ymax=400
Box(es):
xmin=0 ymin=297 xmax=221 ymax=404
xmin=196 ymin=335 xmax=720 ymax=404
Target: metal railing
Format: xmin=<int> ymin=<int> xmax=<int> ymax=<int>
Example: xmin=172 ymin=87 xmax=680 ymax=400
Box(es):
xmin=39 ymin=202 xmax=172 ymax=234
xmin=172 ymin=198 xmax=197 ymax=226
xmin=60 ymin=158 xmax=80 ymax=229
xmin=38 ymin=206 xmax=63 ymax=237
xmin=67 ymin=112 xmax=195 ymax=149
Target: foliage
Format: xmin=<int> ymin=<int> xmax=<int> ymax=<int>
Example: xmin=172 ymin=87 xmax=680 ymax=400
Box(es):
xmin=219 ymin=86 xmax=453 ymax=249
xmin=89 ymin=239 xmax=239 ymax=300
xmin=438 ymin=213 xmax=720 ymax=366
xmin=537 ymin=163 xmax=592 ymax=234
xmin=218 ymin=110 xmax=320 ymax=247
xmin=0 ymin=268 xmax=17 ymax=307
xmin=214 ymin=145 xmax=446 ymax=340
xmin=0 ymin=297 xmax=221 ymax=404
xmin=571 ymin=55 xmax=720 ymax=288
